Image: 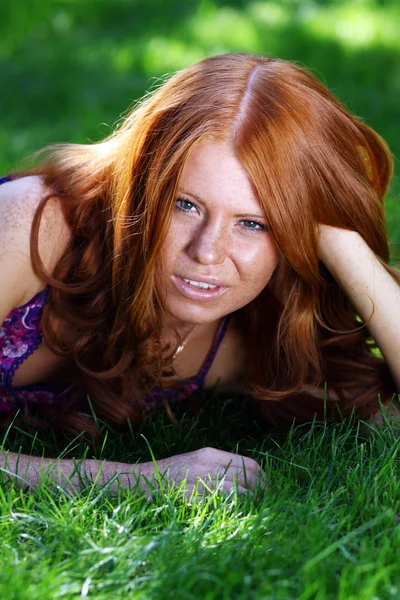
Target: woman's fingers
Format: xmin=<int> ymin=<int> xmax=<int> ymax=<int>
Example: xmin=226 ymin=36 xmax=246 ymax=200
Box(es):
xmin=215 ymin=451 xmax=264 ymax=490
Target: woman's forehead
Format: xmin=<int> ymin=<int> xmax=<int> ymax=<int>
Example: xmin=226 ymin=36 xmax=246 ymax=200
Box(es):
xmin=179 ymin=140 xmax=262 ymax=213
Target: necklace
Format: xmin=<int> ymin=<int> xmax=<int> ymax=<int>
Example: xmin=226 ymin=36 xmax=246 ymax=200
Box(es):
xmin=172 ymin=324 xmax=198 ymax=360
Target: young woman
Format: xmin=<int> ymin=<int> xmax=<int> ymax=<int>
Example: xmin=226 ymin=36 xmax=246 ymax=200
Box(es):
xmin=1 ymin=53 xmax=399 ymax=494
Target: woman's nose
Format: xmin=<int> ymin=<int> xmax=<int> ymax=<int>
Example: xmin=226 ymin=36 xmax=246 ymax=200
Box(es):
xmin=187 ymin=221 xmax=226 ymax=265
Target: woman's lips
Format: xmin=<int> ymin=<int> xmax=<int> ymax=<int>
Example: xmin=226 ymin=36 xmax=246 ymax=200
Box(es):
xmin=172 ymin=275 xmax=228 ymax=302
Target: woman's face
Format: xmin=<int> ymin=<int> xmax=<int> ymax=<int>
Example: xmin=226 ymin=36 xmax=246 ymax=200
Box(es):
xmin=160 ymin=140 xmax=279 ymax=325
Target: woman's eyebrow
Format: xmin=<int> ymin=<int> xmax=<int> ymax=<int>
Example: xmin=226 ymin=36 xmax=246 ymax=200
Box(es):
xmin=178 ymin=189 xmax=205 ymax=204
xmin=178 ymin=189 xmax=266 ymax=220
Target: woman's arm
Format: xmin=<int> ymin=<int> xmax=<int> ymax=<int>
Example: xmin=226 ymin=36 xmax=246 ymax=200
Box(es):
xmin=318 ymin=225 xmax=400 ymax=390
xmin=0 ymin=450 xmax=150 ymax=492
xmin=0 ymin=449 xmax=263 ymax=495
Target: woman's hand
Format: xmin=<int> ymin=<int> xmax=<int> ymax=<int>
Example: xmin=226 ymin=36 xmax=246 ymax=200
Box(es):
xmin=93 ymin=447 xmax=265 ymax=498
xmin=152 ymin=447 xmax=265 ymax=496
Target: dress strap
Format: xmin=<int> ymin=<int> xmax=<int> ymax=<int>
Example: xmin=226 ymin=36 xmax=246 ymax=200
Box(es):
xmin=196 ymin=314 xmax=232 ymax=384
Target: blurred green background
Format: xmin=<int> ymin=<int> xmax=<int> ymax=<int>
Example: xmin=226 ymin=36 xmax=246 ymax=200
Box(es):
xmin=1 ymin=0 xmax=399 ymax=252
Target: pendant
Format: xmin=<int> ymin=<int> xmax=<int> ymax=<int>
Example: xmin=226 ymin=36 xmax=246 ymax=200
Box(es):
xmin=174 ymin=344 xmax=184 ymax=357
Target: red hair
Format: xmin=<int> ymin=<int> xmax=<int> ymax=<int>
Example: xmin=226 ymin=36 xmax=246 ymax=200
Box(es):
xmin=13 ymin=53 xmax=397 ymax=433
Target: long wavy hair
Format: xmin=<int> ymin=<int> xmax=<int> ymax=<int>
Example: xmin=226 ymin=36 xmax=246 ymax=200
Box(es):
xmin=12 ymin=52 xmax=398 ymax=433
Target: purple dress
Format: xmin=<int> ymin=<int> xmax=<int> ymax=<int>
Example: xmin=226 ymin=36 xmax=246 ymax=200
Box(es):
xmin=0 ymin=176 xmax=231 ymax=417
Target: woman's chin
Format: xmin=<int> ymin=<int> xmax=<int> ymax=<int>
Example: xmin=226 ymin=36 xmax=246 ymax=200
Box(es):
xmin=164 ymin=301 xmax=226 ymax=327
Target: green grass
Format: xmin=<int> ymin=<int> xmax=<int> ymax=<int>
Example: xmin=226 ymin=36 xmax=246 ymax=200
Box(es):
xmin=1 ymin=1 xmax=400 ymax=597
xmin=1 ymin=396 xmax=400 ymax=599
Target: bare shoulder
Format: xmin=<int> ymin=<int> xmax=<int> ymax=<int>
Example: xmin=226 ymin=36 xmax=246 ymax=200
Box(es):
xmin=0 ymin=175 xmax=70 ymax=247
xmin=0 ymin=175 xmax=72 ymax=307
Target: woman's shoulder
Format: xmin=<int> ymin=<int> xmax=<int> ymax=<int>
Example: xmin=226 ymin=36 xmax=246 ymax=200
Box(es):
xmin=0 ymin=175 xmax=71 ymax=308
xmin=0 ymin=174 xmax=69 ymax=237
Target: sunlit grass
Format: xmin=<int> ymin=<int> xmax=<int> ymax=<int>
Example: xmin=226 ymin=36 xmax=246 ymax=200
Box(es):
xmin=297 ymin=2 xmax=400 ymax=50
xmin=1 ymin=398 xmax=400 ymax=599
xmin=141 ymin=37 xmax=204 ymax=73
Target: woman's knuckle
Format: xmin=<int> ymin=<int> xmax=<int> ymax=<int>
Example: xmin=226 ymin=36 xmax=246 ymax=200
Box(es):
xmin=202 ymin=446 xmax=215 ymax=456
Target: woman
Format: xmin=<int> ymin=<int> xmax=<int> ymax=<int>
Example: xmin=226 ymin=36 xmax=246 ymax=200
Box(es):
xmin=1 ymin=53 xmax=399 ymax=494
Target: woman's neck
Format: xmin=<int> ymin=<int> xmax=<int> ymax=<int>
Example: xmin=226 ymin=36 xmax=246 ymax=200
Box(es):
xmin=161 ymin=317 xmax=224 ymax=379
xmin=160 ymin=315 xmax=221 ymax=348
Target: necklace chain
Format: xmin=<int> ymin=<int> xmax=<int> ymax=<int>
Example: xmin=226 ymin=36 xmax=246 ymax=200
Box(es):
xmin=172 ymin=325 xmax=198 ymax=360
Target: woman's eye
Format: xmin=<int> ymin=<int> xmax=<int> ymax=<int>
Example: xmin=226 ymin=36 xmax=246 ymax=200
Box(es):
xmin=176 ymin=198 xmax=196 ymax=212
xmin=241 ymin=219 xmax=268 ymax=232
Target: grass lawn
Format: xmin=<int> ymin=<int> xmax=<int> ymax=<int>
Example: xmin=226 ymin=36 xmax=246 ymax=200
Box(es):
xmin=1 ymin=397 xmax=400 ymax=599
xmin=1 ymin=1 xmax=400 ymax=598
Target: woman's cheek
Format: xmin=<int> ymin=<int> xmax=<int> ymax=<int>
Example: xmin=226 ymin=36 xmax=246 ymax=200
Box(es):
xmin=236 ymin=237 xmax=278 ymax=279
xmin=162 ymin=222 xmax=187 ymax=262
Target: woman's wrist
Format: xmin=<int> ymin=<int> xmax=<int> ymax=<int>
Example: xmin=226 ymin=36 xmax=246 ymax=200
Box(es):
xmin=84 ymin=457 xmax=157 ymax=491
